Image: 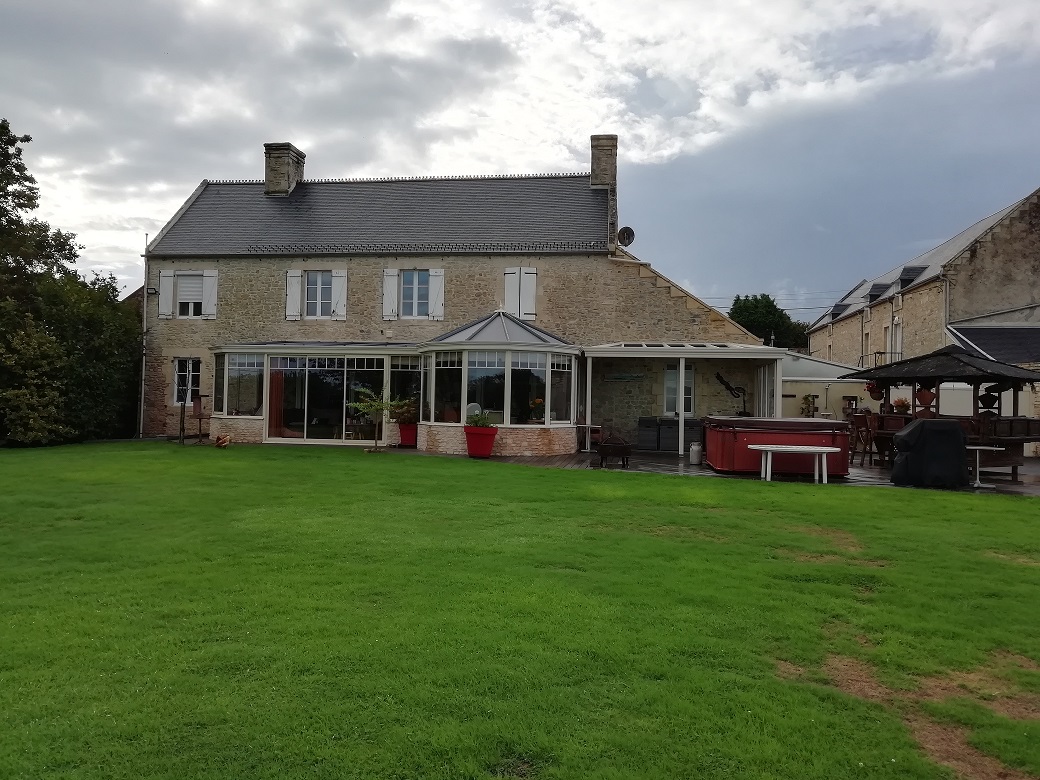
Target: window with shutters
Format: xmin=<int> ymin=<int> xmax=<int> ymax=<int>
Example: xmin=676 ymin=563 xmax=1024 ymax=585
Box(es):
xmin=400 ymin=270 xmax=430 ymax=318
xmin=286 ymin=269 xmax=346 ymax=321
xmin=305 ymin=271 xmax=332 ymax=318
xmin=177 ymin=274 xmax=204 ymax=318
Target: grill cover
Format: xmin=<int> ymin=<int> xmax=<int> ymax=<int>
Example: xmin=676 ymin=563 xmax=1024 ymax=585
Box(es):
xmin=890 ymin=419 xmax=969 ymax=488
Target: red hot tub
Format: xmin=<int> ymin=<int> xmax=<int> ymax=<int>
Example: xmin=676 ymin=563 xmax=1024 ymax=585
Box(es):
xmin=704 ymin=416 xmax=851 ymax=477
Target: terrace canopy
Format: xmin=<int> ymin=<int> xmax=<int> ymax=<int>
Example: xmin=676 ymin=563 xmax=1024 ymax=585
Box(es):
xmin=839 ymin=344 xmax=1040 ymax=417
xmin=839 ymin=345 xmax=1040 ymax=386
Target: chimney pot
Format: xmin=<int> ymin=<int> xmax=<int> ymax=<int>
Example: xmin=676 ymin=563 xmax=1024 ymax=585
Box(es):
xmin=264 ymin=142 xmax=306 ymax=196
xmin=590 ymin=134 xmax=617 ymax=189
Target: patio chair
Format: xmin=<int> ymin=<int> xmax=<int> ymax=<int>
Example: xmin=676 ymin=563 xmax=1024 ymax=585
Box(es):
xmin=849 ymin=412 xmax=874 ymax=467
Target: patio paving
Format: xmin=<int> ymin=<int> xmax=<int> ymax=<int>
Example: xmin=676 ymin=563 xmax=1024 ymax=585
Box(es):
xmin=491 ymin=450 xmax=1040 ymax=497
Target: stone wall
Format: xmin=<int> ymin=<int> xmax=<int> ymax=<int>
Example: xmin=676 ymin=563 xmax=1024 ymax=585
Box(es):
xmin=809 ymin=279 xmax=946 ymax=366
xmin=418 ymin=424 xmax=577 ymax=456
xmin=143 ymin=252 xmax=760 ymax=436
xmin=588 ymin=357 xmax=760 ymax=442
xmin=947 ymin=193 xmax=1040 ymax=323
xmin=210 ymin=416 xmax=265 ymax=444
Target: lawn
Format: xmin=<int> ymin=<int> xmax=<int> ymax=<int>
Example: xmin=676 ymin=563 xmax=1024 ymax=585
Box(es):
xmin=0 ymin=442 xmax=1037 ymax=780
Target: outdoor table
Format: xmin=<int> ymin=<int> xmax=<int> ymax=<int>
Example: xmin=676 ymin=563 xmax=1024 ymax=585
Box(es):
xmin=747 ymin=444 xmax=842 ymax=484
xmin=966 ymin=445 xmax=1005 ymax=489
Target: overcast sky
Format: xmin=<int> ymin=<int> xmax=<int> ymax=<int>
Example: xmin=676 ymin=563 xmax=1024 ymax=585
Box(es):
xmin=3 ymin=0 xmax=1039 ymax=319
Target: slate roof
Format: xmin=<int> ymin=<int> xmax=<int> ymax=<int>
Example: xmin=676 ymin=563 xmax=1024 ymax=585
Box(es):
xmin=949 ymin=326 xmax=1040 ymax=364
xmin=148 ymin=174 xmax=609 ymax=256
xmin=839 ymin=345 xmax=1040 ymax=384
xmin=809 ymin=192 xmax=1033 ymax=331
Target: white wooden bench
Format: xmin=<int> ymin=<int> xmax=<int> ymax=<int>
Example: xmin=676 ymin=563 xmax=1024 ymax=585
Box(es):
xmin=746 ymin=444 xmax=842 ymax=484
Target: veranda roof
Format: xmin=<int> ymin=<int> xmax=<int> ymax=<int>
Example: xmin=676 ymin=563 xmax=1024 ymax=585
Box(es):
xmin=583 ymin=342 xmax=787 ymax=359
xmin=839 ymin=345 xmax=1040 ymax=386
xmin=422 ymin=311 xmax=579 ymax=353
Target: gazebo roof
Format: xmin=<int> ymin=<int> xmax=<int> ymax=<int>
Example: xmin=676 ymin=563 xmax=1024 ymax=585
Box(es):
xmin=839 ymin=345 xmax=1040 ymax=385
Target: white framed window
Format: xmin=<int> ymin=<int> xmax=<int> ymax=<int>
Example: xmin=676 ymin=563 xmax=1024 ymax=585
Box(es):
xmin=285 ymin=270 xmax=346 ymax=321
xmin=383 ymin=268 xmax=444 ymax=320
xmin=158 ymin=270 xmax=217 ymax=320
xmin=504 ymin=267 xmax=537 ymax=320
xmin=177 ymin=274 xmax=203 ymax=318
xmin=401 ymin=270 xmax=430 ymax=318
xmin=664 ymin=363 xmax=693 ymax=415
xmin=174 ymin=357 xmax=201 ymax=404
xmin=306 ymin=271 xmax=332 ymax=318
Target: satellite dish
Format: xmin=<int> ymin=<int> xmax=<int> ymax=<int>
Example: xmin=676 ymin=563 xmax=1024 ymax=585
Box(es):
xmin=617 ymin=226 xmax=635 ymax=246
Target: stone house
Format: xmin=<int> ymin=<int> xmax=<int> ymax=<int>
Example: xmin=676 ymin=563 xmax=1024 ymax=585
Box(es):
xmin=807 ymin=186 xmax=1040 ymax=443
xmin=142 ymin=135 xmax=786 ymax=456
xmin=808 ymin=188 xmax=1040 ymax=371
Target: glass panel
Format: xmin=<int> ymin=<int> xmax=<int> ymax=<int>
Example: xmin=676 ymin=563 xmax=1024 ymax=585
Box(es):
xmin=390 ymin=360 xmax=421 ymax=416
xmin=268 ymin=361 xmax=306 ymax=439
xmin=227 ymin=354 xmax=264 ymax=416
xmin=549 ymin=355 xmax=572 ymax=422
xmin=345 ymin=369 xmax=385 ymax=442
xmin=306 ymin=363 xmax=345 ymax=440
xmin=467 ymin=351 xmax=505 ymax=422
xmin=420 ymin=355 xmax=431 ymax=422
xmin=214 ymin=354 xmax=225 ymax=414
xmin=434 ymin=366 xmax=462 ymax=422
xmin=511 ymin=353 xmax=547 ymax=425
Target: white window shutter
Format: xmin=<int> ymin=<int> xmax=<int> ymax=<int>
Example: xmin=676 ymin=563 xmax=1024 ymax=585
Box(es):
xmin=331 ymin=269 xmax=347 ymax=321
xmin=201 ymin=270 xmax=218 ymax=319
xmin=428 ymin=269 xmax=445 ymax=321
xmin=382 ymin=268 xmax=399 ymax=320
xmin=519 ymin=267 xmax=537 ymax=320
xmin=158 ymin=271 xmax=174 ymax=319
xmin=504 ymin=267 xmax=520 ymax=318
xmin=285 ymin=270 xmax=302 ymax=321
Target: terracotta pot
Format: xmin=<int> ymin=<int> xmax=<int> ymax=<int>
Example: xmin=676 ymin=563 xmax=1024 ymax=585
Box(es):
xmin=398 ymin=422 xmax=418 ymax=447
xmin=463 ymin=425 xmax=497 ymax=458
xmin=915 ymin=388 xmax=936 ymax=406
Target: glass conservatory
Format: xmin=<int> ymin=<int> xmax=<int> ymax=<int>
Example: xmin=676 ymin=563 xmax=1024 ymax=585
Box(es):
xmin=416 ymin=312 xmax=581 ymax=456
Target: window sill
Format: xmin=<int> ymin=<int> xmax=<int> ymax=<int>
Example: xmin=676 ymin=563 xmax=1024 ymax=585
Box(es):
xmin=213 ymin=414 xmax=264 ymax=419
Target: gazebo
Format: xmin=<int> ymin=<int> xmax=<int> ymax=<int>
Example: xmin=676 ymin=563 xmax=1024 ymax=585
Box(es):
xmin=840 ymin=345 xmax=1040 ymax=479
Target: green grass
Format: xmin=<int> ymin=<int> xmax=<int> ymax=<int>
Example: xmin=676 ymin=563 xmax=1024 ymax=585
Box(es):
xmin=0 ymin=442 xmax=1037 ymax=779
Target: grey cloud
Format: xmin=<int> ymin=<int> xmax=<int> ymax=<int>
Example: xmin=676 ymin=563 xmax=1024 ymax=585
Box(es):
xmin=79 ymin=217 xmax=166 ymax=232
xmin=618 ymin=61 xmax=1040 ymax=312
xmin=3 ymin=0 xmax=517 ymax=199
xmin=811 ymin=16 xmax=938 ymax=77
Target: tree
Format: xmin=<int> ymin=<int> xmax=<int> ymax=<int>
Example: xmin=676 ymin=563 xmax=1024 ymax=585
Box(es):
xmin=0 ymin=118 xmax=140 ymax=445
xmin=729 ymin=294 xmax=809 ymax=349
xmin=349 ymin=388 xmax=413 ymax=451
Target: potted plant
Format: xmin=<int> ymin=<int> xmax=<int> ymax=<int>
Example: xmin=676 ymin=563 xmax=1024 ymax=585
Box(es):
xmin=892 ymin=397 xmax=911 ymax=414
xmin=864 ymin=380 xmax=884 ymax=401
xmin=799 ymin=393 xmax=817 ymax=417
xmin=463 ymin=410 xmax=498 ymax=458
xmin=395 ymin=399 xmax=418 ymax=448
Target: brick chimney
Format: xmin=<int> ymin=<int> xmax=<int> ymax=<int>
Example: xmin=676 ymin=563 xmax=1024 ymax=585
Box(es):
xmin=590 ymin=134 xmax=617 ymax=189
xmin=263 ymin=142 xmax=306 ymax=196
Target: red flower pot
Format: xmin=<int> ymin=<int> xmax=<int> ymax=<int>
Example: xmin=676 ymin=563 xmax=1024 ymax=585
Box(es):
xmin=398 ymin=423 xmax=418 ymax=448
xmin=463 ymin=425 xmax=497 ymax=458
